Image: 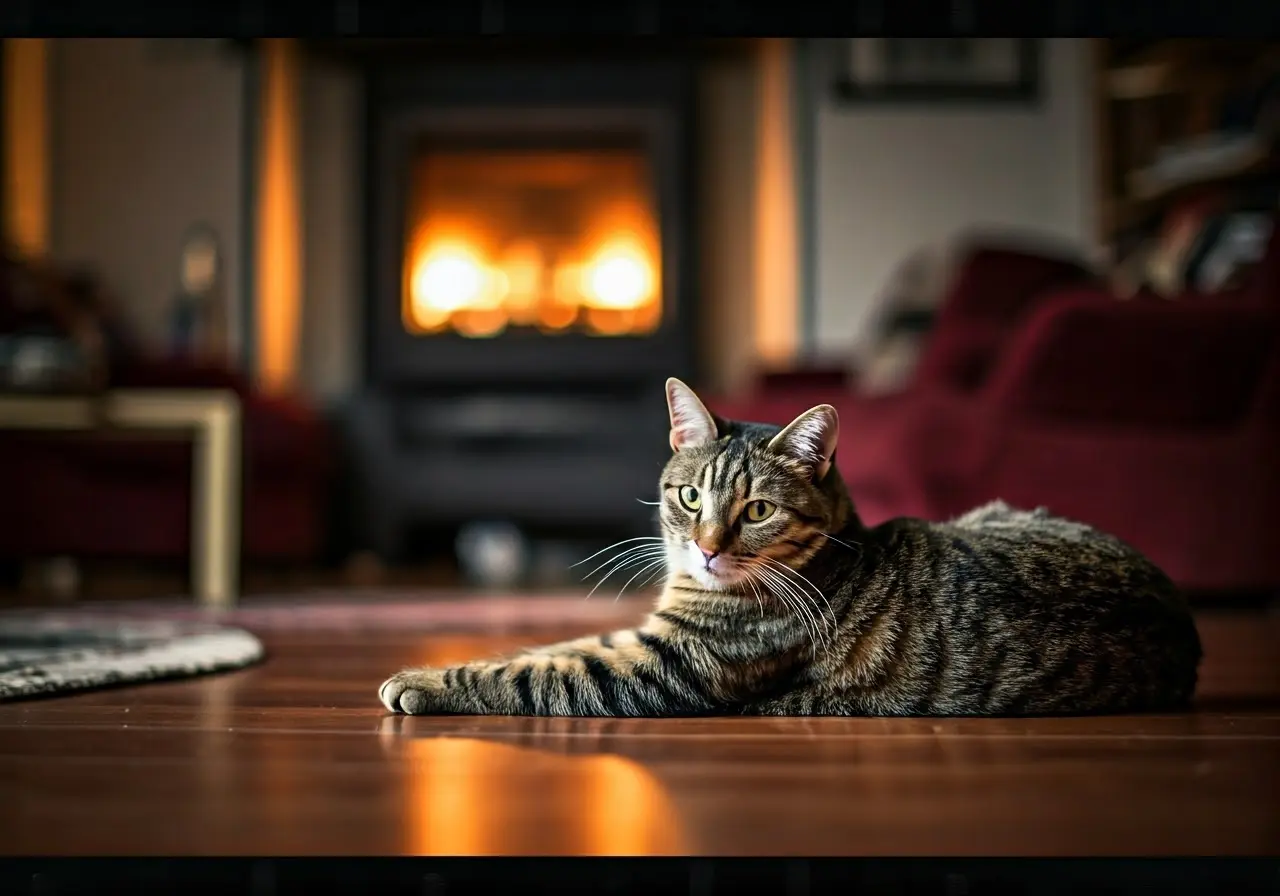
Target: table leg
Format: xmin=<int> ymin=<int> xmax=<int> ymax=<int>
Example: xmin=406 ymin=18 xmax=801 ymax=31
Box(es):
xmin=192 ymin=396 xmax=242 ymax=609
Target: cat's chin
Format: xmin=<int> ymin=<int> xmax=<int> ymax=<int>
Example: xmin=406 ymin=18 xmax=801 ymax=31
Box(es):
xmin=685 ymin=565 xmax=748 ymax=592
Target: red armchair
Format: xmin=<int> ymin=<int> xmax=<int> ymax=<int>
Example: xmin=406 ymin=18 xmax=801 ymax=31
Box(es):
xmin=839 ymin=292 xmax=1279 ymax=591
xmin=707 ymin=229 xmax=1280 ymax=592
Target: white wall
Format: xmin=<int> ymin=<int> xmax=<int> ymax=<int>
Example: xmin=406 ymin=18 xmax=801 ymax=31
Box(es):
xmin=50 ymin=39 xmax=247 ymax=356
xmin=812 ymin=39 xmax=1097 ymax=360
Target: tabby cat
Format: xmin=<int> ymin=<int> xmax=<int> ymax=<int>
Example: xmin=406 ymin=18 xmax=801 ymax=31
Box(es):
xmin=379 ymin=378 xmax=1202 ymax=717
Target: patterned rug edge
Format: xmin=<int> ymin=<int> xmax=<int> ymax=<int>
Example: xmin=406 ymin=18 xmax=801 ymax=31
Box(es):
xmin=0 ymin=627 xmax=265 ymax=703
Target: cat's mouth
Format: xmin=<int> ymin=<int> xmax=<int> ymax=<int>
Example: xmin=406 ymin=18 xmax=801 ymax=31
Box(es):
xmin=683 ymin=542 xmax=750 ymax=590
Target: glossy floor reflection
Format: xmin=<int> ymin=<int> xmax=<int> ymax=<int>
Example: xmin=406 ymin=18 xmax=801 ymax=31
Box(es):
xmin=0 ymin=611 xmax=1277 ymax=855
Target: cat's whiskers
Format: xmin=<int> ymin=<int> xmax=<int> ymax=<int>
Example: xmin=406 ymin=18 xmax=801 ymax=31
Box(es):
xmin=759 ymin=554 xmax=838 ymax=627
xmin=579 ymin=539 xmax=665 ymax=582
xmin=742 ymin=570 xmax=766 ymax=619
xmin=582 ymin=547 xmax=666 ymax=589
xmin=752 ymin=545 xmax=833 ymax=619
xmin=572 ymin=536 xmax=665 ymax=570
xmin=817 ymin=531 xmax=864 ymax=558
xmin=586 ymin=545 xmax=667 ymax=583
xmin=584 ymin=554 xmax=667 ymax=600
xmin=760 ymin=571 xmax=826 ymax=655
xmin=614 ymin=555 xmax=670 ymax=601
xmin=746 ymin=558 xmax=835 ymax=653
xmin=774 ymin=572 xmax=834 ymax=653
xmin=638 ymin=560 xmax=672 ymax=590
xmin=782 ymin=532 xmax=862 ymax=565
xmin=582 ymin=544 xmax=669 ymax=600
xmin=710 ymin=555 xmax=765 ymax=614
xmin=742 ymin=558 xmax=828 ymax=653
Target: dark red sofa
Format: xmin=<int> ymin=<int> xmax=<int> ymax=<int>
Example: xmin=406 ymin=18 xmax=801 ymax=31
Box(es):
xmin=708 ymin=230 xmax=1280 ymax=592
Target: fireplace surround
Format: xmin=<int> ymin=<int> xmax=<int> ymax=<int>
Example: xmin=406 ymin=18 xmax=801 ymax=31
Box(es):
xmin=338 ymin=43 xmax=703 ymax=562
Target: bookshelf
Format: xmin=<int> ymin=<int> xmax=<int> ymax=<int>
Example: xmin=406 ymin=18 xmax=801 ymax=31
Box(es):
xmin=1094 ymin=39 xmax=1280 ymax=247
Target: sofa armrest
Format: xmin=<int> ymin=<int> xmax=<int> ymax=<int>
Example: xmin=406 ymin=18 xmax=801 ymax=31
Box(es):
xmin=982 ymin=290 xmax=1279 ymax=429
xmin=941 ymin=245 xmax=1097 ymax=324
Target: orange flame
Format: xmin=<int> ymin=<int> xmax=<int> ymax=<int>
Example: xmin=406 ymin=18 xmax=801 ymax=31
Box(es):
xmin=400 ymin=150 xmax=662 ymax=338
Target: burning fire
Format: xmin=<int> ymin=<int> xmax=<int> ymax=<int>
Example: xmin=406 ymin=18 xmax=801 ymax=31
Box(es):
xmin=404 ymin=234 xmax=660 ymax=338
xmin=400 ymin=150 xmax=662 ymax=338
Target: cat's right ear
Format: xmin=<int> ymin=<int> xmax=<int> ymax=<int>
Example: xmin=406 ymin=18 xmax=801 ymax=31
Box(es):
xmin=666 ymin=377 xmax=719 ymax=452
xmin=769 ymin=403 xmax=839 ymax=481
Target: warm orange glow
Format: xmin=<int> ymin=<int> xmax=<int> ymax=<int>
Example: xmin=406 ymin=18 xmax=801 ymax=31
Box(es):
xmin=582 ymin=241 xmax=653 ymax=310
xmin=3 ymin=39 xmax=49 ymax=257
xmin=407 ymin=241 xmax=512 ymax=338
xmin=412 ymin=248 xmax=488 ymax=312
xmin=582 ymin=754 xmax=687 ymax=854
xmin=401 ymin=150 xmax=662 ymax=337
xmin=255 ymin=38 xmax=302 ymax=394
xmin=499 ymin=240 xmax=545 ymax=324
xmin=400 ymin=736 xmax=687 ymax=855
xmin=753 ymin=38 xmax=800 ymax=365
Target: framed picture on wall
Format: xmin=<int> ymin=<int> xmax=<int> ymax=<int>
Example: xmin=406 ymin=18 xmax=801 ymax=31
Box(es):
xmin=833 ymin=39 xmax=1041 ymax=104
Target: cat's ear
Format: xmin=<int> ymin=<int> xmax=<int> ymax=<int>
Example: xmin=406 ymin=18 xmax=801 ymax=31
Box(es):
xmin=665 ymin=377 xmax=720 ymax=452
xmin=768 ymin=404 xmax=839 ymax=481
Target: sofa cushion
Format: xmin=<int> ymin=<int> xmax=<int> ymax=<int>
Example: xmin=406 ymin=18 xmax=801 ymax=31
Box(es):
xmin=984 ymin=290 xmax=1279 ymax=429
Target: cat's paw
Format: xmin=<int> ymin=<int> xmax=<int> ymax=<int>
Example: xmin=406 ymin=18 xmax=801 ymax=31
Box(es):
xmin=379 ymin=668 xmax=447 ymax=715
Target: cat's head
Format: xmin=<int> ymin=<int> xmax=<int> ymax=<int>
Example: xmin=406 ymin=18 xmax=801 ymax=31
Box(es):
xmin=658 ymin=377 xmax=849 ymax=592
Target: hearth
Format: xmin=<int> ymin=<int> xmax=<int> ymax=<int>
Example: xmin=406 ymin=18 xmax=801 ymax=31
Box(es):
xmin=345 ymin=46 xmax=701 ymax=563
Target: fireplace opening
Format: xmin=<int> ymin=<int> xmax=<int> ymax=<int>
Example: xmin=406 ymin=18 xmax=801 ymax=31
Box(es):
xmin=402 ymin=145 xmax=663 ymax=339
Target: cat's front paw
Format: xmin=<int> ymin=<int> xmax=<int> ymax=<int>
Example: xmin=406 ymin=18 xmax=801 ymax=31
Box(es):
xmin=379 ymin=668 xmax=448 ymax=715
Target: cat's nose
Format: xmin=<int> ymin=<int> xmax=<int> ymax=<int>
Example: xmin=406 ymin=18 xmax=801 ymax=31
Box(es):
xmin=697 ymin=544 xmax=719 ymax=563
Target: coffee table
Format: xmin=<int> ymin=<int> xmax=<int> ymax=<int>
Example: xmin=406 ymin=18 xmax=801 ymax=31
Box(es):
xmin=0 ymin=389 xmax=242 ymax=608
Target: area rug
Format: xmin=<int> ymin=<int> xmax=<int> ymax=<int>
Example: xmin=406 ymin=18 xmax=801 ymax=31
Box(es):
xmin=0 ymin=615 xmax=264 ymax=702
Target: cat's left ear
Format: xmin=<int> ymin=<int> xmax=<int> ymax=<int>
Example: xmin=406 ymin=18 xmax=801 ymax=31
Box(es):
xmin=768 ymin=404 xmax=839 ymax=481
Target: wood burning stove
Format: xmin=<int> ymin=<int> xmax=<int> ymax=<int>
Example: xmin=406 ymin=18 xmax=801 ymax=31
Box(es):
xmin=345 ymin=46 xmax=700 ymax=562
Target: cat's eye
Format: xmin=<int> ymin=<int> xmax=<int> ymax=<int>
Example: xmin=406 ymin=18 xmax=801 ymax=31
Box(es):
xmin=744 ymin=500 xmax=776 ymax=523
xmin=677 ymin=486 xmax=701 ymax=511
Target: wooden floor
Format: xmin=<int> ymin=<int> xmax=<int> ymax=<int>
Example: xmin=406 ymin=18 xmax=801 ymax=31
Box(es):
xmin=1 ymin=610 xmax=1278 ymax=856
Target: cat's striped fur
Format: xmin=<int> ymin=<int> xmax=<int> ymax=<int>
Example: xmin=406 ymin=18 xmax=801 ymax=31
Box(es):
xmin=379 ymin=378 xmax=1202 ymax=717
